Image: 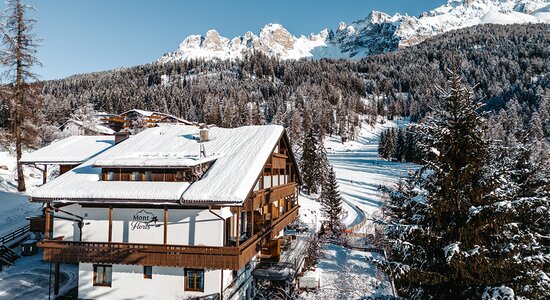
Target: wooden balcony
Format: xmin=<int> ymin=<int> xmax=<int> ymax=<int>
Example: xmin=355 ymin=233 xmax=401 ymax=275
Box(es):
xmin=39 ymin=206 xmax=299 ymax=270
xmin=250 ymin=183 xmax=297 ymax=209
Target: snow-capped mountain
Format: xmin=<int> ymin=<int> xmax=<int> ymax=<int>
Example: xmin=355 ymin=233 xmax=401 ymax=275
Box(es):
xmin=159 ymin=0 xmax=550 ymax=62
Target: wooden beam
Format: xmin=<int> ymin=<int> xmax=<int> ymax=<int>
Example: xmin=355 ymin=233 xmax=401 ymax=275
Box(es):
xmin=261 ymin=169 xmax=264 ymax=190
xmin=251 ymin=208 xmax=255 ymax=236
xmin=108 ymin=206 xmax=113 ymax=243
xmin=45 ymin=205 xmax=51 ymax=240
xmin=42 ymin=164 xmax=47 ymax=185
xmin=164 ymin=207 xmax=168 ymax=244
xmin=54 ymin=261 xmax=60 ymax=296
xmin=236 ymin=208 xmax=240 ymax=247
xmin=270 ymin=155 xmax=273 ymax=188
xmin=283 ymin=163 xmax=286 ymax=184
xmin=288 ymin=163 xmax=292 ymax=184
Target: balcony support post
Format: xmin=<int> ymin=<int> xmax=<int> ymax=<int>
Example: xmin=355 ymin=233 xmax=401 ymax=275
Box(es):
xmin=45 ymin=205 xmax=51 ymax=240
xmin=164 ymin=207 xmax=168 ymax=244
xmin=108 ymin=206 xmax=113 ymax=243
xmin=236 ymin=207 xmax=240 ymax=247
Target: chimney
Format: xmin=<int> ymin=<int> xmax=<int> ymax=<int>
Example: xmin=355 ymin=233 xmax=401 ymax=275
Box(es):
xmin=114 ymin=131 xmax=130 ymax=144
xmin=199 ymin=128 xmax=210 ymax=143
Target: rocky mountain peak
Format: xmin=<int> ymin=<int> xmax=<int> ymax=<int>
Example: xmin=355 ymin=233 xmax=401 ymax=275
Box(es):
xmin=259 ymin=23 xmax=295 ymax=50
xmin=159 ymin=0 xmax=550 ymax=63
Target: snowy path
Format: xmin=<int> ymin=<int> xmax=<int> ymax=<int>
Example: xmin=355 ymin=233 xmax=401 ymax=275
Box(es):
xmin=299 ymin=119 xmax=417 ymax=299
xmin=301 ymin=243 xmax=392 ymax=300
xmin=326 ymin=119 xmax=417 ymax=230
xmin=0 ymin=249 xmax=78 ymax=300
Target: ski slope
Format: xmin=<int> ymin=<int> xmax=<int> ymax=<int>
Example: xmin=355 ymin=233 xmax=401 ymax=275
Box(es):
xmin=325 ymin=118 xmax=417 ymax=230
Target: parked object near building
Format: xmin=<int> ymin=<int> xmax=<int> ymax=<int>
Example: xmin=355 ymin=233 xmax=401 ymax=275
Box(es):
xmin=30 ymin=124 xmax=301 ymax=300
xmin=21 ymin=239 xmax=38 ymax=256
xmin=298 ymin=269 xmax=320 ymax=290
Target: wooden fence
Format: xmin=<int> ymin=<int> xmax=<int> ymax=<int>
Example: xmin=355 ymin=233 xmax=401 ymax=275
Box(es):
xmin=0 ymin=224 xmax=30 ymax=245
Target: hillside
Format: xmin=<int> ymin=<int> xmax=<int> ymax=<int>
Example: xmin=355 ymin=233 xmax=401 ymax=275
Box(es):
xmin=25 ymin=23 xmax=550 ymax=150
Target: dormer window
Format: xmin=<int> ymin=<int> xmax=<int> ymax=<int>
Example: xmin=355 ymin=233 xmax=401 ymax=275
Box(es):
xmin=100 ymin=168 xmax=200 ymax=182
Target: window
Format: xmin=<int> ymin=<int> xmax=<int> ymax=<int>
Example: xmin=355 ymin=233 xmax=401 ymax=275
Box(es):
xmin=176 ymin=170 xmax=183 ymax=181
xmin=184 ymin=269 xmax=204 ymax=292
xmin=93 ymin=264 xmax=112 ymax=287
xmin=144 ymin=171 xmax=152 ymax=181
xmin=131 ymin=171 xmax=139 ymax=181
xmin=107 ymin=171 xmax=114 ymax=181
xmin=143 ymin=266 xmax=153 ymax=279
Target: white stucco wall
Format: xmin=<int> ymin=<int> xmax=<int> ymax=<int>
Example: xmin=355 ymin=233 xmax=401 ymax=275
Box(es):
xmin=52 ymin=204 xmax=82 ymax=241
xmin=167 ymin=209 xmax=224 ymax=246
xmin=78 ymin=263 xmax=222 ymax=300
xmin=82 ymin=207 xmax=110 ymax=242
xmin=111 ymin=208 xmax=165 ymax=244
xmin=52 ymin=205 xmax=223 ymax=247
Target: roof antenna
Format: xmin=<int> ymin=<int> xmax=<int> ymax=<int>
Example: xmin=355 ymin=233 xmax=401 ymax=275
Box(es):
xmin=200 ymin=143 xmax=207 ymax=159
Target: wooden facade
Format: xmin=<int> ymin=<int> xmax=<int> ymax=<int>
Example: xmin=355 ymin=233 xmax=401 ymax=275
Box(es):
xmin=100 ymin=168 xmax=192 ymax=182
xmin=60 ymin=164 xmax=78 ymax=175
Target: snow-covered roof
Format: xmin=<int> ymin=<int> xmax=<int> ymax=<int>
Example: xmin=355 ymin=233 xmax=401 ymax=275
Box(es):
xmin=121 ymin=109 xmax=193 ymax=125
xmin=60 ymin=119 xmax=115 ymax=135
xmin=20 ymin=136 xmax=116 ymax=165
xmin=31 ymin=125 xmax=286 ymax=205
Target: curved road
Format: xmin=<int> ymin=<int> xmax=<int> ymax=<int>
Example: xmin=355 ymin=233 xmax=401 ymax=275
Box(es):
xmin=326 ymin=121 xmax=417 ymax=233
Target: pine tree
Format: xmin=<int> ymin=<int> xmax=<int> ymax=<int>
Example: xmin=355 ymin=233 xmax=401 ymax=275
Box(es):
xmin=320 ymin=166 xmax=343 ymax=236
xmin=0 ymin=0 xmax=43 ymax=191
xmin=301 ymin=128 xmax=320 ymax=194
xmin=378 ymin=130 xmax=387 ymax=158
xmin=394 ymin=128 xmax=406 ymax=161
xmin=376 ymin=71 xmax=550 ymax=299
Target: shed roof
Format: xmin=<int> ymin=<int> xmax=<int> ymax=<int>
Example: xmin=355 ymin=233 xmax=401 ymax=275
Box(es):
xmin=20 ymin=136 xmax=115 ymax=165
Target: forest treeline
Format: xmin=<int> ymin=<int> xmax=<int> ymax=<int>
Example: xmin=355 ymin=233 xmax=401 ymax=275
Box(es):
xmin=2 ymin=23 xmax=549 ymax=148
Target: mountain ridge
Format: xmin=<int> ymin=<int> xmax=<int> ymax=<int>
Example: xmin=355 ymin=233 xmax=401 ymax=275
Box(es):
xmin=159 ymin=0 xmax=550 ymax=62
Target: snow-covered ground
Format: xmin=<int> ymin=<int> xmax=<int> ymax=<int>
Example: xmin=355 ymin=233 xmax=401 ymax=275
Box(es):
xmin=0 ymin=249 xmax=78 ymax=300
xmin=0 ymin=151 xmax=69 ymax=299
xmin=299 ymin=118 xmax=417 ymax=299
xmin=326 ymin=118 xmax=416 ymax=231
xmin=299 ymin=118 xmax=416 ymax=230
xmin=301 ymin=244 xmax=392 ymax=300
xmin=0 ymin=151 xmax=43 ymax=236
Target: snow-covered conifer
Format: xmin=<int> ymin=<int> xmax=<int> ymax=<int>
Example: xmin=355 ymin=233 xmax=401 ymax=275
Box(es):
xmin=320 ymin=166 xmax=343 ymax=237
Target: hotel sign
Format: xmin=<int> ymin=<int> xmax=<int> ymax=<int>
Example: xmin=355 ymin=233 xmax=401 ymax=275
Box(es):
xmin=131 ymin=209 xmax=160 ymax=230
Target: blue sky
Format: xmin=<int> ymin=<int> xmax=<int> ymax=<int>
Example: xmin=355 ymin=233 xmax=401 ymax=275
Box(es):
xmin=6 ymin=0 xmax=446 ymax=80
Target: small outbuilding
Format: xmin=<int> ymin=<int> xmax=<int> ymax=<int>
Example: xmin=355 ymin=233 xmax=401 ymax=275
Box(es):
xmin=20 ymin=135 xmax=117 ymax=184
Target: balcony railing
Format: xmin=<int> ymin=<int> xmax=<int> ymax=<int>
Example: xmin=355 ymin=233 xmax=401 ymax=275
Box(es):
xmin=39 ymin=206 xmax=299 ymax=270
xmin=251 ymin=183 xmax=297 ymax=209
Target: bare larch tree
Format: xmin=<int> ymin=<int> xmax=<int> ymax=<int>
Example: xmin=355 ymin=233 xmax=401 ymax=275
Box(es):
xmin=0 ymin=0 xmax=42 ymax=191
